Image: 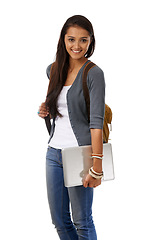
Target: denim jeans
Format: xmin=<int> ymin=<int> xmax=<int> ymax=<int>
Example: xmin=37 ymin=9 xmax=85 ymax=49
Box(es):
xmin=46 ymin=146 xmax=97 ymax=240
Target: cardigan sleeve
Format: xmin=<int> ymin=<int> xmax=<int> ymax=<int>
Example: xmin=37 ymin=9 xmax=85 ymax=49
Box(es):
xmin=46 ymin=64 xmax=52 ymax=79
xmin=88 ymin=66 xmax=106 ymax=129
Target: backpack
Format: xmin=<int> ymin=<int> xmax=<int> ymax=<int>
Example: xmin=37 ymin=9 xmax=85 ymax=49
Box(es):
xmin=45 ymin=61 xmax=112 ymax=143
xmin=82 ymin=61 xmax=112 ymax=143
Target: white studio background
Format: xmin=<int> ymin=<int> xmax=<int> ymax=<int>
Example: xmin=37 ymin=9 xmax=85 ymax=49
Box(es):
xmin=0 ymin=0 xmax=151 ymax=239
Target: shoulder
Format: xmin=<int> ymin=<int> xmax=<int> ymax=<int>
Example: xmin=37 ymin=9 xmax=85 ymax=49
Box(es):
xmin=46 ymin=63 xmax=53 ymax=79
xmin=88 ymin=63 xmax=104 ymax=78
xmin=87 ymin=63 xmax=105 ymax=88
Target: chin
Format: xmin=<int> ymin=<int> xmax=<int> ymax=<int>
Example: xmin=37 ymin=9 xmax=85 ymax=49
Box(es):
xmin=69 ymin=52 xmax=86 ymax=60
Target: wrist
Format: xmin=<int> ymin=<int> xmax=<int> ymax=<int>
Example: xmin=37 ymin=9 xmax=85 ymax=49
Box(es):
xmin=93 ymin=159 xmax=102 ymax=172
xmin=92 ymin=167 xmax=102 ymax=174
xmin=89 ymin=167 xmax=104 ymax=179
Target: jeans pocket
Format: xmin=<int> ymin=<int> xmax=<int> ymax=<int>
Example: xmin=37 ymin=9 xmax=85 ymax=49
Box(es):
xmin=46 ymin=147 xmax=62 ymax=165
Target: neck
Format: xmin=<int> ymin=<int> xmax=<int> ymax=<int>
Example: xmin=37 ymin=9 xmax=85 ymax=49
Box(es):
xmin=69 ymin=57 xmax=88 ymax=72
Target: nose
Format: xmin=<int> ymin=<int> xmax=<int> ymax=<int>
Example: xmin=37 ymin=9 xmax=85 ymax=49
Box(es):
xmin=74 ymin=40 xmax=80 ymax=49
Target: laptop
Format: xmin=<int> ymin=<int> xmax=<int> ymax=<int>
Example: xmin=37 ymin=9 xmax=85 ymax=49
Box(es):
xmin=61 ymin=143 xmax=115 ymax=187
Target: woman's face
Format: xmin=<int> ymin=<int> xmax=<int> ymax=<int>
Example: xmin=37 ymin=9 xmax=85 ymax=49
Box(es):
xmin=64 ymin=26 xmax=91 ymax=61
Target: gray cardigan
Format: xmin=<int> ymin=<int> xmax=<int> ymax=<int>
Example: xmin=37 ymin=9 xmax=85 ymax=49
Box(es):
xmin=46 ymin=60 xmax=105 ymax=146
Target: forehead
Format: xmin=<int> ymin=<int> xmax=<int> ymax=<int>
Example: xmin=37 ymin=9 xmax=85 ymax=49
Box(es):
xmin=66 ymin=26 xmax=90 ymax=37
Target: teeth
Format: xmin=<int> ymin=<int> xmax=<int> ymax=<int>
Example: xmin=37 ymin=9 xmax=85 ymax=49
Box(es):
xmin=72 ymin=50 xmax=81 ymax=53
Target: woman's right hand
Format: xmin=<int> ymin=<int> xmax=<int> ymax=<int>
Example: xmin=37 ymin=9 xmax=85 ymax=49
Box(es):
xmin=38 ymin=102 xmax=50 ymax=119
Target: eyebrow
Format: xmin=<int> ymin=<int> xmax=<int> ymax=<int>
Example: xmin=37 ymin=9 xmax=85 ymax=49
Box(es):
xmin=67 ymin=36 xmax=88 ymax=39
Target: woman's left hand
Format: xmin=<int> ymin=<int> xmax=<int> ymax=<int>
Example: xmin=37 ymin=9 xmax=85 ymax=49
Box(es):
xmin=83 ymin=174 xmax=101 ymax=188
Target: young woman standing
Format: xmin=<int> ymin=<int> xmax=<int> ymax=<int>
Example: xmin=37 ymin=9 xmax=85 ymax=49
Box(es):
xmin=38 ymin=15 xmax=105 ymax=240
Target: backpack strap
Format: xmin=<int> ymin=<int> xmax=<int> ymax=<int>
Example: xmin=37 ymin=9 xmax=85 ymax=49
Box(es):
xmin=45 ymin=114 xmax=51 ymax=135
xmin=82 ymin=61 xmax=96 ymax=122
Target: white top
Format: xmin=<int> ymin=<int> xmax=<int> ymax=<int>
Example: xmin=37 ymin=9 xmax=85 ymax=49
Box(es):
xmin=49 ymin=85 xmax=79 ymax=149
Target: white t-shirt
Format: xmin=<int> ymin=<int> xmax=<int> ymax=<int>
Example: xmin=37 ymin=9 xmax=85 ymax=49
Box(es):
xmin=49 ymin=85 xmax=79 ymax=149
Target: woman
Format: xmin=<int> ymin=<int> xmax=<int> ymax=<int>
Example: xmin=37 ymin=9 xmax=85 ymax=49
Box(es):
xmin=38 ymin=15 xmax=105 ymax=240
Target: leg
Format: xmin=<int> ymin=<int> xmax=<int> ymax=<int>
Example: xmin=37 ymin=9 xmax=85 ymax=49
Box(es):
xmin=46 ymin=147 xmax=78 ymax=240
xmin=68 ymin=185 xmax=97 ymax=240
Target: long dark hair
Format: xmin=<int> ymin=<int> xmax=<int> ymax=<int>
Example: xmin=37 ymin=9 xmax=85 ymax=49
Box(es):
xmin=45 ymin=15 xmax=95 ymax=118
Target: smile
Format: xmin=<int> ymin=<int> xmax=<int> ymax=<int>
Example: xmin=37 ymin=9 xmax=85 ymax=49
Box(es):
xmin=71 ymin=50 xmax=82 ymax=53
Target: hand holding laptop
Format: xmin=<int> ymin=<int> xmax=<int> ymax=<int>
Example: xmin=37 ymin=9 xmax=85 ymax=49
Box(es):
xmin=83 ymin=173 xmax=102 ymax=188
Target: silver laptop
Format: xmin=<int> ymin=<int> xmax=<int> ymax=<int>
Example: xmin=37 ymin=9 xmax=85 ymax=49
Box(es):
xmin=61 ymin=143 xmax=115 ymax=187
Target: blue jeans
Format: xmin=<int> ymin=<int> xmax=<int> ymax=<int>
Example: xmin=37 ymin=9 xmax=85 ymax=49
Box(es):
xmin=46 ymin=146 xmax=97 ymax=240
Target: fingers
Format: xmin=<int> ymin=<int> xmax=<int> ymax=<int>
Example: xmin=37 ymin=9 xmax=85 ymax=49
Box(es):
xmin=38 ymin=112 xmax=49 ymax=118
xmin=83 ymin=174 xmax=101 ymax=188
xmin=83 ymin=179 xmax=89 ymax=188
xmin=38 ymin=102 xmax=49 ymax=119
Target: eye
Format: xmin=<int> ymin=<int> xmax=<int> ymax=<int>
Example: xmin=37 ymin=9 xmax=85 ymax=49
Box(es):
xmin=68 ymin=38 xmax=74 ymax=42
xmin=81 ymin=39 xmax=87 ymax=43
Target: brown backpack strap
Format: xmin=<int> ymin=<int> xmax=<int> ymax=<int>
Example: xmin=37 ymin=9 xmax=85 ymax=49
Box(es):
xmin=82 ymin=61 xmax=96 ymax=122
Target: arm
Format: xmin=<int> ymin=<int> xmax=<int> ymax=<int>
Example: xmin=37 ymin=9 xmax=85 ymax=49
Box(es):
xmin=90 ymin=128 xmax=103 ymax=172
xmin=83 ymin=129 xmax=103 ymax=188
xmin=83 ymin=66 xmax=105 ymax=188
xmin=38 ymin=64 xmax=53 ymax=119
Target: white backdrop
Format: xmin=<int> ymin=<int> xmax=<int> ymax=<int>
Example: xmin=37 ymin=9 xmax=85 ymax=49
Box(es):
xmin=0 ymin=0 xmax=151 ymax=239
